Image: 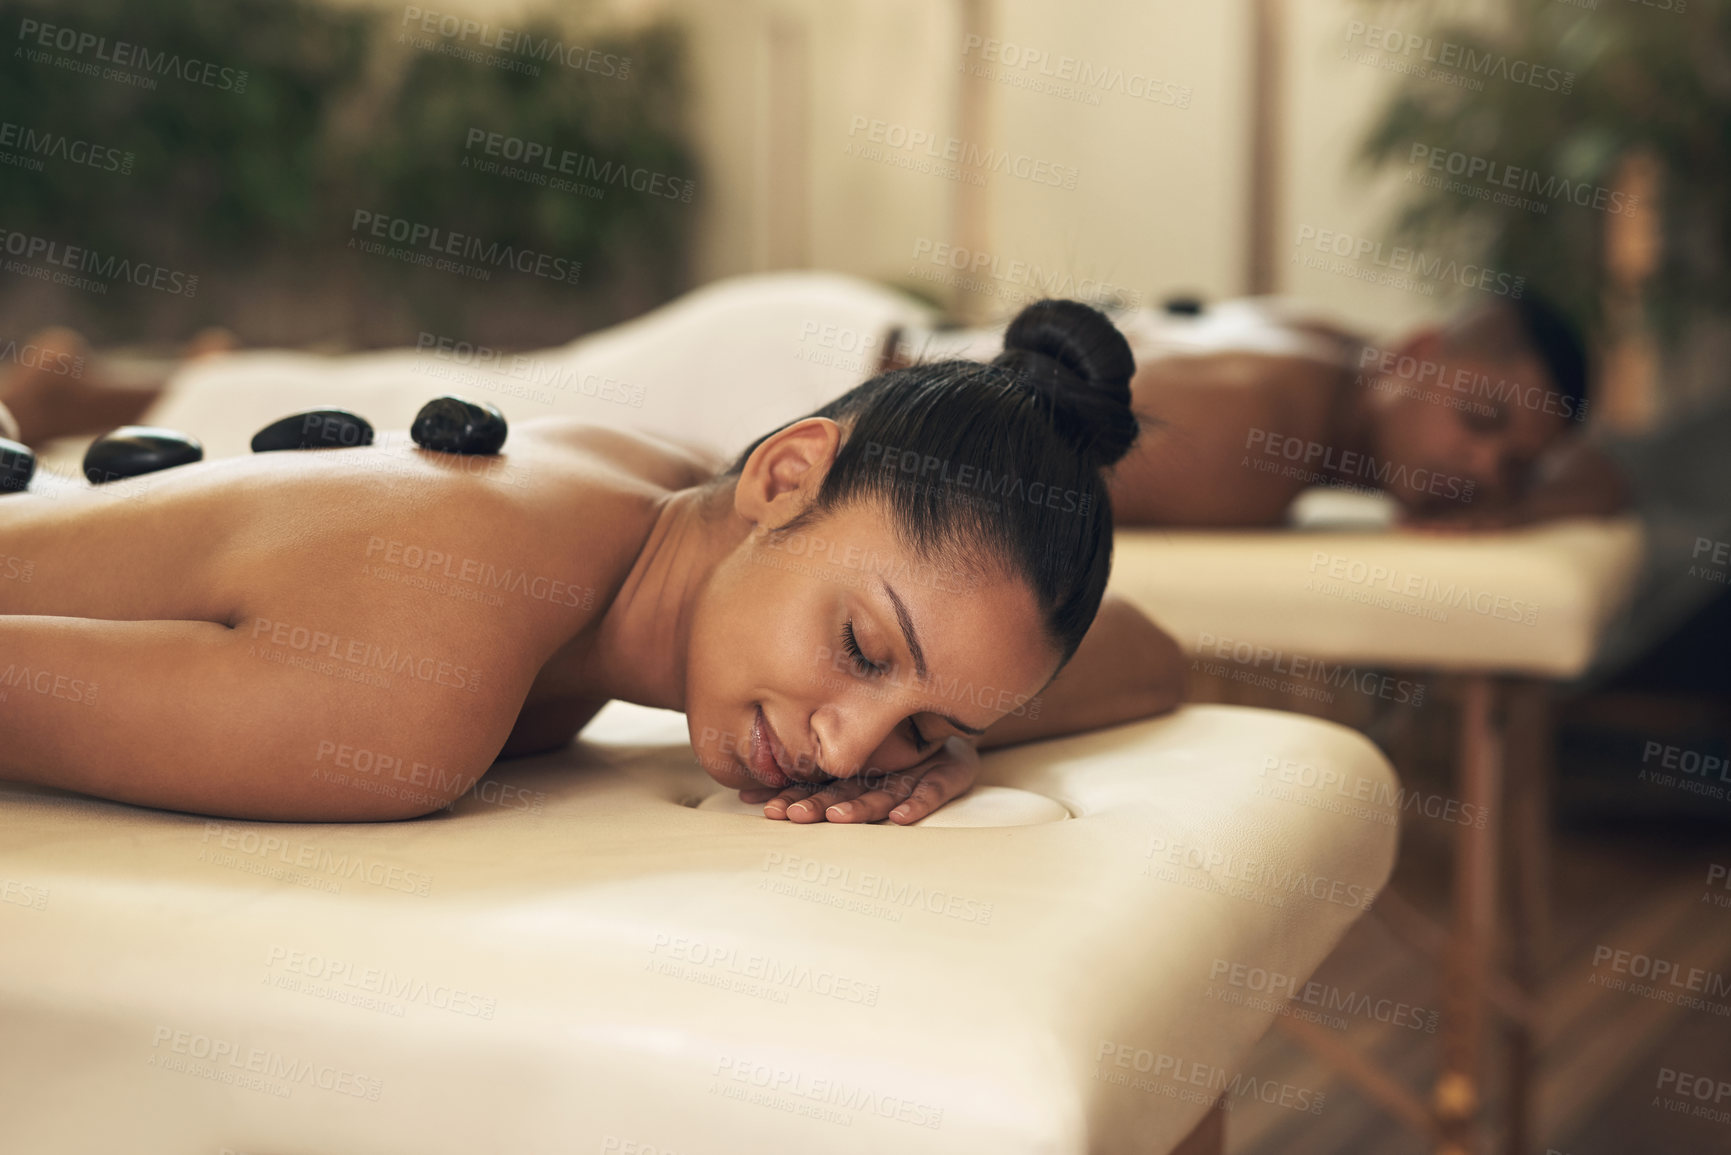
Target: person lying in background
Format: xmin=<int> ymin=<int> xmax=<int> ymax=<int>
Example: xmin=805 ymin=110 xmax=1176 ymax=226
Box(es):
xmin=1099 ymin=293 xmax=1623 ymax=529
xmin=0 ymin=326 xmax=233 ymax=450
xmin=892 ymin=292 xmax=1624 ymax=531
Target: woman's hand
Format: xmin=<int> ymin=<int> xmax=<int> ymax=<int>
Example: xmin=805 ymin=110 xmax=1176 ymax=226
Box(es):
xmin=738 ymin=737 xmax=980 ymax=825
xmin=1399 ymin=442 xmax=1632 ymax=534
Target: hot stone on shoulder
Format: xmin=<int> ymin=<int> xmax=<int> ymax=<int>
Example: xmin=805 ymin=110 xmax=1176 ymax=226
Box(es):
xmin=410 ymin=395 xmax=508 ymax=456
xmin=251 ymin=409 xmax=375 ymax=452
xmin=0 ymin=437 xmax=34 ymax=493
xmin=83 ymin=426 xmax=203 ymax=484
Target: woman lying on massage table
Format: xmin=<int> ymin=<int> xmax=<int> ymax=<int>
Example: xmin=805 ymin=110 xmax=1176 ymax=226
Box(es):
xmin=0 ymin=300 xmax=1182 ymax=824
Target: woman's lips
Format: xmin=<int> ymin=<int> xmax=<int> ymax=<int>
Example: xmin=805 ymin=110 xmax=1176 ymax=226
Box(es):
xmin=749 ymin=706 xmax=791 ymax=789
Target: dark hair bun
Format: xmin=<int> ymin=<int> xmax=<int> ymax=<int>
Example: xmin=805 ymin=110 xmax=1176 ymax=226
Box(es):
xmin=993 ymin=298 xmax=1140 ymax=470
xmin=1510 ymin=292 xmax=1588 ymax=411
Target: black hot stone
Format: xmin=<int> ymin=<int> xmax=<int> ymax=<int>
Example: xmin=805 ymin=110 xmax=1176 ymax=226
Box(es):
xmin=410 ymin=395 xmax=508 ymax=456
xmin=0 ymin=437 xmax=34 ymax=493
xmin=251 ymin=409 xmax=375 ymax=453
xmin=83 ymin=426 xmax=204 ymax=484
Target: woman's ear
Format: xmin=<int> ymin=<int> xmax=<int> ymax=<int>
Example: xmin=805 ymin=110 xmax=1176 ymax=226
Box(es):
xmin=734 ymin=418 xmax=843 ymax=526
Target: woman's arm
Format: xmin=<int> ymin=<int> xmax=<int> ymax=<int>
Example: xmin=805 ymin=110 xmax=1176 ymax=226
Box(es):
xmin=0 ymin=612 xmax=533 ymax=821
xmin=977 ymin=593 xmax=1185 ymax=750
xmin=1400 ymin=439 xmax=1632 ymax=532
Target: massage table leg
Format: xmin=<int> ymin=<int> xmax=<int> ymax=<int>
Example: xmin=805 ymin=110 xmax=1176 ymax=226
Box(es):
xmin=1272 ymin=671 xmax=1551 ymax=1155
xmin=1501 ymin=679 xmax=1553 ymax=1155
xmin=1437 ymin=675 xmax=1502 ymax=1154
xmin=1276 ymin=1013 xmax=1443 ymax=1141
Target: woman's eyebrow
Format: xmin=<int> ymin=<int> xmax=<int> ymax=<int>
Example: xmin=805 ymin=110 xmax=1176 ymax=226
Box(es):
xmin=878 ymin=578 xmax=928 ymax=679
xmin=878 ymin=578 xmax=987 ymax=737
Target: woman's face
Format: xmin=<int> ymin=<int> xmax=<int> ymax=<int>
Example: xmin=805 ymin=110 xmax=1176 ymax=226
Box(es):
xmin=1371 ymin=333 xmax=1570 ymax=513
xmin=684 ymin=421 xmax=1059 ymax=790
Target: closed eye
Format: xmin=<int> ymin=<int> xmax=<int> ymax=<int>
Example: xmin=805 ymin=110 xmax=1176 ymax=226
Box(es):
xmin=841 ymin=620 xmax=886 ymax=676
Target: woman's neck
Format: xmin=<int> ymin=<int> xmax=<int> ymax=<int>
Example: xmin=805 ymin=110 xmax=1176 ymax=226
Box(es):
xmin=584 ymin=481 xmax=744 ymax=713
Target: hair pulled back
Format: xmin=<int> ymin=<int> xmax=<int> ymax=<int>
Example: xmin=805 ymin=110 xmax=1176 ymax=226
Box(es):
xmin=729 ymin=298 xmax=1141 ymax=664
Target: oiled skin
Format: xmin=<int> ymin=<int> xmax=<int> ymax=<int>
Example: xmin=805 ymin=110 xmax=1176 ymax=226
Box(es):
xmin=0 ymin=419 xmax=704 ymax=820
xmin=0 ymin=412 xmax=1185 ymax=824
xmin=1109 ymin=350 xmax=1352 ymax=527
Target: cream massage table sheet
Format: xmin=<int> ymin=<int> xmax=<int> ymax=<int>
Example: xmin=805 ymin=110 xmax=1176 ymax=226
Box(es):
xmin=0 ymin=701 xmax=1399 ymax=1154
xmin=1109 ymin=517 xmax=1644 ymax=679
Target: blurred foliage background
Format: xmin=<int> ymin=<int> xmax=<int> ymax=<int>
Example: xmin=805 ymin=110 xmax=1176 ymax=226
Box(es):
xmin=0 ymin=0 xmax=697 ymax=349
xmin=1356 ymin=0 xmax=1731 ymax=350
xmin=1357 ymin=0 xmax=1724 ymax=356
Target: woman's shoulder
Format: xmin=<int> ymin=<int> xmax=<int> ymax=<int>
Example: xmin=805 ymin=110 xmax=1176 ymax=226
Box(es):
xmin=449 ymin=418 xmax=695 ymax=593
xmin=514 ymin=417 xmax=727 ymax=492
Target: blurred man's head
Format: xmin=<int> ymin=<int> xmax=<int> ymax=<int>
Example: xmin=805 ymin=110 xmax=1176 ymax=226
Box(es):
xmin=1361 ymin=294 xmax=1588 ymax=514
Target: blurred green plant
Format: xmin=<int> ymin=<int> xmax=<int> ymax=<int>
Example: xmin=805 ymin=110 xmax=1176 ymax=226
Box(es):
xmin=1354 ymin=0 xmax=1731 ymax=343
xmin=0 ymin=0 xmax=696 ymax=342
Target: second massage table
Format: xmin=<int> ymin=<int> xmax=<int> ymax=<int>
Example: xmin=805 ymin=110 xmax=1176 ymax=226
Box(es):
xmin=1108 ymin=517 xmax=1644 ymax=1154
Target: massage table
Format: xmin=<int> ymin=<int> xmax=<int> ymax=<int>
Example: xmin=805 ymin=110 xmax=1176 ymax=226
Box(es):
xmin=0 ymin=701 xmax=1399 ymax=1153
xmin=28 ymin=272 xmax=1644 ymax=1150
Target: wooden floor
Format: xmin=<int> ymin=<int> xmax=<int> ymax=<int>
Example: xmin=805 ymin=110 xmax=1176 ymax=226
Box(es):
xmin=1178 ymin=667 xmax=1731 ymax=1155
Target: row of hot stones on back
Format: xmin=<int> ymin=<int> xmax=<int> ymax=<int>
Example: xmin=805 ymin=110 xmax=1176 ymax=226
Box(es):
xmin=0 ymin=396 xmax=508 ymax=492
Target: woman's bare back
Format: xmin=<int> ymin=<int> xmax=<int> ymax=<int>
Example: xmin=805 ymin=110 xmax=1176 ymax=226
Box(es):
xmin=0 ymin=418 xmax=707 ymax=820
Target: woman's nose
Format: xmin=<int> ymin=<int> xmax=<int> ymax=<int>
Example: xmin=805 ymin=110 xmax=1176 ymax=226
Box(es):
xmin=808 ymin=707 xmax=866 ymax=779
xmin=1463 ymin=441 xmax=1508 ymax=500
xmin=810 ymin=698 xmax=902 ymax=780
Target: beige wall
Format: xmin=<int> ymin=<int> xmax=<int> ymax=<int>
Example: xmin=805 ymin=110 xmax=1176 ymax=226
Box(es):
xmin=342 ymin=0 xmax=1501 ymax=339
xmin=664 ymin=0 xmax=1251 ymax=324
xmin=1282 ymin=0 xmax=1503 ymax=339
xmin=963 ymin=0 xmax=1249 ymax=319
